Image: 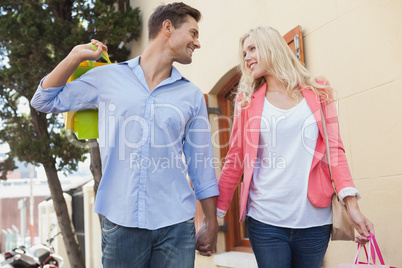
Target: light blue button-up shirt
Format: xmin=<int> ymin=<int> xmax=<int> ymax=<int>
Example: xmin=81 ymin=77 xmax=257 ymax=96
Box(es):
xmin=31 ymin=56 xmax=219 ymax=229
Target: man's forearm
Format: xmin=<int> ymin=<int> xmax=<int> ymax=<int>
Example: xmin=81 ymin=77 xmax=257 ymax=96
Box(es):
xmin=42 ymin=41 xmax=106 ymax=89
xmin=199 ymin=196 xmax=218 ymax=226
xmin=42 ymin=52 xmax=82 ymax=89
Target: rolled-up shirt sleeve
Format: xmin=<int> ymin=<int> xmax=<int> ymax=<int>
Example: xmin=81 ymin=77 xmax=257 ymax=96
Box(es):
xmin=338 ymin=187 xmax=361 ymax=205
xmin=183 ymin=91 xmax=219 ymax=200
xmin=217 ymin=208 xmax=226 ymax=218
xmin=31 ymin=68 xmax=100 ymax=113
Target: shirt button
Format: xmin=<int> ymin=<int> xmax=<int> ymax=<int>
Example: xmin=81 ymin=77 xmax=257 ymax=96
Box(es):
xmin=141 ymin=158 xmax=151 ymax=168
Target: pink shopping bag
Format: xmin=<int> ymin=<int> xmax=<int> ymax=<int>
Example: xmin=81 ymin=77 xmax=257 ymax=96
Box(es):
xmin=338 ymin=234 xmax=396 ymax=268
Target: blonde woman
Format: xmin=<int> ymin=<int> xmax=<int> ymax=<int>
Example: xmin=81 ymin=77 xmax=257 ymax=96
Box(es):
xmin=216 ymin=26 xmax=374 ymax=268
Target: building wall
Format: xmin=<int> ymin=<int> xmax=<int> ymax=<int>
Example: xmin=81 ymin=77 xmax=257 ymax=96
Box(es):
xmin=0 ymin=196 xmax=46 ymax=252
xmin=38 ymin=194 xmax=73 ymax=268
xmin=128 ymin=0 xmax=402 ymax=267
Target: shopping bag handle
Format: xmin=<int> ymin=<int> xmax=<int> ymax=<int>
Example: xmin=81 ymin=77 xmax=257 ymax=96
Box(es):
xmin=353 ymin=243 xmax=372 ymax=265
xmin=354 ymin=234 xmax=386 ymax=266
xmin=88 ymin=43 xmax=112 ymax=64
xmin=369 ymin=233 xmax=385 ymax=265
xmin=357 ymin=243 xmax=376 ymax=265
xmin=353 ymin=238 xmax=376 ymax=266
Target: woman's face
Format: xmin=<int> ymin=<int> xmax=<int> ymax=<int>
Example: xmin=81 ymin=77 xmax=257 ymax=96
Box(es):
xmin=242 ymin=36 xmax=268 ymax=80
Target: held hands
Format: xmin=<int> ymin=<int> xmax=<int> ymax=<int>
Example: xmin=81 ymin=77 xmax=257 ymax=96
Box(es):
xmin=70 ymin=39 xmax=108 ymax=63
xmin=195 ymin=220 xmax=218 ymax=257
xmin=343 ymin=196 xmax=375 ymax=244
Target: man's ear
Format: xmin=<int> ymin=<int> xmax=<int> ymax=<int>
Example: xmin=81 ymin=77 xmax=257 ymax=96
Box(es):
xmin=162 ymin=19 xmax=173 ymax=37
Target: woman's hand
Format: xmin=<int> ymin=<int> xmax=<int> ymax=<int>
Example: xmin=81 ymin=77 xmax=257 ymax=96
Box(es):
xmin=343 ymin=196 xmax=374 ymax=244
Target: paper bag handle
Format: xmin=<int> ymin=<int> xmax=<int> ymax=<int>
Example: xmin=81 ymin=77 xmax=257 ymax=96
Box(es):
xmin=88 ymin=43 xmax=112 ymax=64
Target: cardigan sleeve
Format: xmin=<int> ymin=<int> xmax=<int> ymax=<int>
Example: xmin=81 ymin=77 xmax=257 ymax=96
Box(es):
xmin=321 ymin=80 xmax=359 ymax=199
xmin=216 ymin=96 xmax=246 ymax=216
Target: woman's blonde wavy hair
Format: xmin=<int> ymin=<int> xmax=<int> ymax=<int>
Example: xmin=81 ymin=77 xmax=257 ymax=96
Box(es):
xmin=237 ymin=26 xmax=332 ymax=108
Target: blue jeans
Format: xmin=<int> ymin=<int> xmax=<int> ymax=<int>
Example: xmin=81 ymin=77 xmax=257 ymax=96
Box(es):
xmin=101 ymin=217 xmax=196 ymax=268
xmin=247 ymin=217 xmax=331 ymax=268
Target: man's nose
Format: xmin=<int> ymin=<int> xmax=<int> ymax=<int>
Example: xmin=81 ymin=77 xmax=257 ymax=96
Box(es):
xmin=194 ymin=39 xmax=201 ymax=49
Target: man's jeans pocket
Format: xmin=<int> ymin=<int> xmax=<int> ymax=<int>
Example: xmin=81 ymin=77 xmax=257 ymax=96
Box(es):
xmin=102 ymin=217 xmax=121 ymax=233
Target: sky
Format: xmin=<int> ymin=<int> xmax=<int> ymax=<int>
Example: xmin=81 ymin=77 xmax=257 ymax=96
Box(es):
xmin=0 ymin=142 xmax=91 ymax=180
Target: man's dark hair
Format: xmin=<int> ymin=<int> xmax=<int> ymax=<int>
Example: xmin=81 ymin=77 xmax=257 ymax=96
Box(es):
xmin=148 ymin=2 xmax=201 ymax=40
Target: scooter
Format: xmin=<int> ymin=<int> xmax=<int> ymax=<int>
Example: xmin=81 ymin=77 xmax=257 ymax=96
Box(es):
xmin=1 ymin=246 xmax=38 ymax=268
xmin=1 ymin=232 xmax=63 ymax=268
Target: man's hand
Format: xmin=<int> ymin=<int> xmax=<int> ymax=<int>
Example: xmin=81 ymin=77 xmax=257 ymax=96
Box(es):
xmin=70 ymin=39 xmax=108 ymax=62
xmin=196 ymin=197 xmax=218 ymax=256
xmin=195 ymin=220 xmax=218 ymax=256
xmin=42 ymin=39 xmax=108 ymax=89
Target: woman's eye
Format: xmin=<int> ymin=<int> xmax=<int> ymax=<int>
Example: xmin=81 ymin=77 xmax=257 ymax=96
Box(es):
xmin=251 ymin=46 xmax=256 ymax=51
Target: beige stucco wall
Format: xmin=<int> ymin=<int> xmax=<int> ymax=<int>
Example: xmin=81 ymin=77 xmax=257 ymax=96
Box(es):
xmin=128 ymin=0 xmax=402 ymax=267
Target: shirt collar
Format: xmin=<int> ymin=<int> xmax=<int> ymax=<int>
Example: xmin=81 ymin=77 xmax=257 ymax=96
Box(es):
xmin=122 ymin=56 xmax=189 ymax=83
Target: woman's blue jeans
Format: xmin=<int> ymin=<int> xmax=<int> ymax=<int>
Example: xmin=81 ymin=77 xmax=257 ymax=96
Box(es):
xmin=247 ymin=217 xmax=331 ymax=268
xmin=101 ymin=217 xmax=196 ymax=268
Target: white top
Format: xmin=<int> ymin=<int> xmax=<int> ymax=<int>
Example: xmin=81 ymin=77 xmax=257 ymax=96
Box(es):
xmin=247 ymin=98 xmax=332 ymax=228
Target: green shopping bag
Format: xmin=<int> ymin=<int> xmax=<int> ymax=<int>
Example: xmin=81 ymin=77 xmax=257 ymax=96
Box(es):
xmin=63 ymin=43 xmax=112 ymax=140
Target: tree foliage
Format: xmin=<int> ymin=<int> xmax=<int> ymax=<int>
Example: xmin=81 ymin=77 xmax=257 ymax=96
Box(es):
xmin=0 ymin=1 xmax=140 ymax=266
xmin=0 ymin=0 xmax=140 ymax=178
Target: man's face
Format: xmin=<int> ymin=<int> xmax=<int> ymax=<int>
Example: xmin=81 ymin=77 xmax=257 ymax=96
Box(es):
xmin=168 ymin=15 xmax=201 ymax=64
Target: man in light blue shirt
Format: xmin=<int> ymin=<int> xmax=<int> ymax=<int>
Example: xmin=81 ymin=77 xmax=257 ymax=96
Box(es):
xmin=31 ymin=2 xmax=219 ymax=267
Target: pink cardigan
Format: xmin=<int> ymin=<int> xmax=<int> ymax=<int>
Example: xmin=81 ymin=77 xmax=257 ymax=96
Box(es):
xmin=217 ymin=83 xmax=355 ymax=221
